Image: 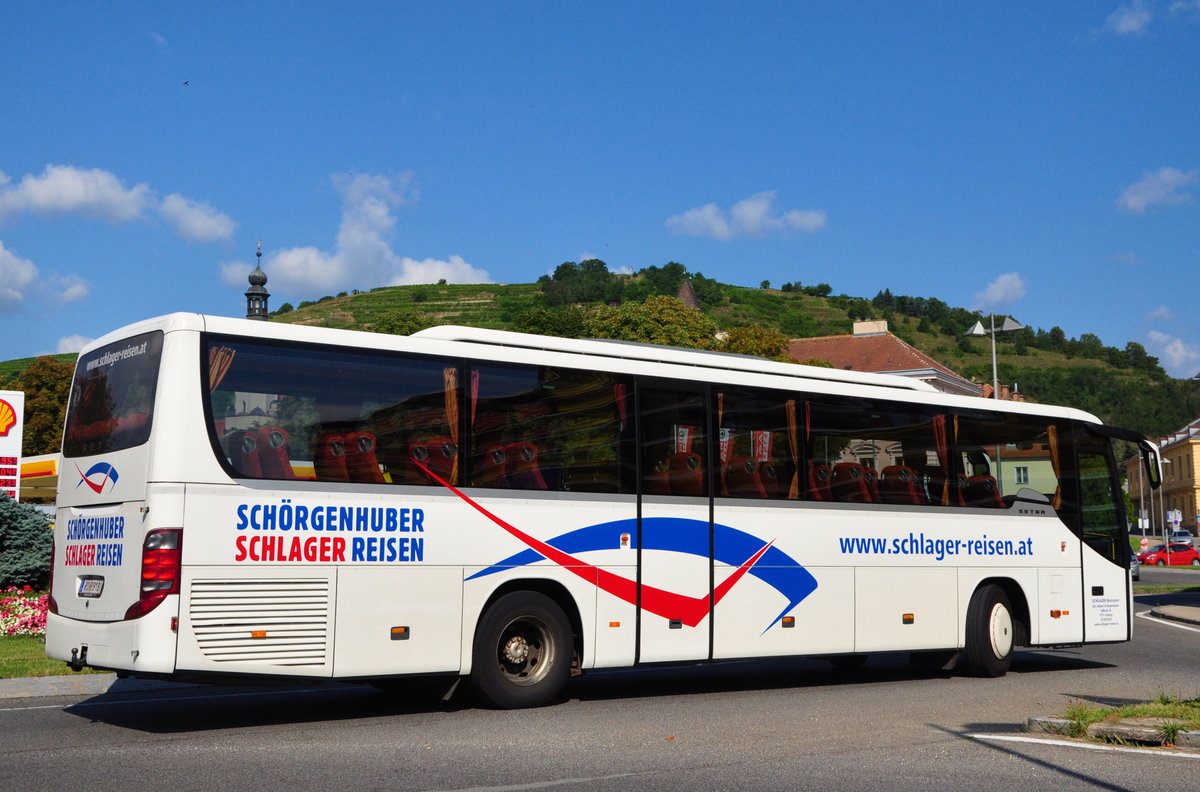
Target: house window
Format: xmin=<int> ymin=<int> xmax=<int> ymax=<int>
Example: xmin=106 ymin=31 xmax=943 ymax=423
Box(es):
xmin=1014 ymin=466 xmax=1030 ymax=485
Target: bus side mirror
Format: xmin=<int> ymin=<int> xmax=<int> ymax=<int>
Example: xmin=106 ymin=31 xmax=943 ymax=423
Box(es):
xmin=1141 ymin=440 xmax=1162 ymax=489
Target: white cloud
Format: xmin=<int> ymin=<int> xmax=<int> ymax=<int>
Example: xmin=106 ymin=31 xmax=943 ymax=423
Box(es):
xmin=56 ymin=334 xmax=94 ymax=354
xmin=0 ymin=164 xmax=152 ymax=223
xmin=151 ymin=32 xmax=168 ymax=50
xmin=973 ymin=272 xmax=1027 ymax=310
xmin=1170 ymin=1 xmax=1200 ymax=16
xmin=1148 ymin=329 xmax=1200 ymax=375
xmin=52 ymin=273 xmax=91 ymax=303
xmin=1106 ymin=1 xmax=1153 ymax=34
xmin=159 ymin=193 xmax=236 ymax=242
xmin=222 ymin=171 xmax=489 ymax=295
xmin=0 ymin=239 xmax=93 ymax=314
xmin=667 ymin=191 xmax=826 ymax=240
xmin=0 ymin=164 xmax=235 ymax=242
xmin=1148 ymin=305 xmax=1175 ymax=321
xmin=1117 ymin=167 xmax=1198 ymax=213
xmin=0 ymin=240 xmax=38 ymax=313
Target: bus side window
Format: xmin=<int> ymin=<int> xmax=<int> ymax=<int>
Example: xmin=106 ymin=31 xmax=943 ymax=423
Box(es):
xmin=953 ymin=412 xmax=1064 ymax=511
xmin=806 ymin=397 xmax=945 ymax=506
xmin=715 ymin=389 xmax=799 ymax=500
xmin=640 ymin=387 xmax=707 ymax=498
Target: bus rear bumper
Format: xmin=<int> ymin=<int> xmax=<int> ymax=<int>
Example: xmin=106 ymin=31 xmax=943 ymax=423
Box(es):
xmin=45 ymin=600 xmax=179 ymax=675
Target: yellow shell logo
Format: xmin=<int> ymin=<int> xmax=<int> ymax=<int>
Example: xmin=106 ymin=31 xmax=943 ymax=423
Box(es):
xmin=0 ymin=399 xmax=14 ymax=437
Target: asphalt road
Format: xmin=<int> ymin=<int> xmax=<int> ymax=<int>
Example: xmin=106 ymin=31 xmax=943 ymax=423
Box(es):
xmin=4 ymin=586 xmax=1200 ymax=792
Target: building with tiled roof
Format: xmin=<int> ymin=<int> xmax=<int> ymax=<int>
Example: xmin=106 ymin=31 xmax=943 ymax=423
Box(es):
xmin=787 ymin=320 xmax=984 ymax=396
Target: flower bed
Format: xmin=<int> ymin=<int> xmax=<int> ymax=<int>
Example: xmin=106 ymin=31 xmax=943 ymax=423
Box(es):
xmin=1 ymin=587 xmax=48 ymax=637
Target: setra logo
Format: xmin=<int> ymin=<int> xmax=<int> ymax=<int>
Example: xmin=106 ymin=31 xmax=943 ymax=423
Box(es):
xmin=0 ymin=399 xmax=15 ymax=437
xmin=75 ymin=462 xmax=120 ymax=495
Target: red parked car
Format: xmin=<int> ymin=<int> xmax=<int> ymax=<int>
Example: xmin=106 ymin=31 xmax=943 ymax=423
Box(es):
xmin=1137 ymin=543 xmax=1200 ymax=567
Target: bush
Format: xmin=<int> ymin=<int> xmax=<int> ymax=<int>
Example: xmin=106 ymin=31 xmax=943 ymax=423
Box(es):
xmin=0 ymin=496 xmax=52 ymax=589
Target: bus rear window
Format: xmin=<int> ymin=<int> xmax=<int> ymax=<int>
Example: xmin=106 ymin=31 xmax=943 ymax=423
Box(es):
xmin=63 ymin=331 xmax=163 ymax=458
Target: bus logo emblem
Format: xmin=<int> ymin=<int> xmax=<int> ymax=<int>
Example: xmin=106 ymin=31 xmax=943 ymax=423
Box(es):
xmin=76 ymin=462 xmax=120 ymax=494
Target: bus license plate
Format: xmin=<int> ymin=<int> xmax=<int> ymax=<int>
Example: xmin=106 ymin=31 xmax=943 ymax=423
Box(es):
xmin=78 ymin=576 xmax=104 ymax=598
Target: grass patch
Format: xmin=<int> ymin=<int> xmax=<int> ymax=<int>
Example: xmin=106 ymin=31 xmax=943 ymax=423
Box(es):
xmin=1134 ymin=584 xmax=1200 ymax=594
xmin=0 ymin=635 xmax=100 ymax=679
xmin=1060 ymin=693 xmax=1200 ymax=743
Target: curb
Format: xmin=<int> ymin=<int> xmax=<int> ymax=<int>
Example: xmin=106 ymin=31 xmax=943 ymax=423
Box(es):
xmin=1027 ymin=715 xmax=1200 ymax=750
xmin=0 ymin=673 xmax=196 ymax=700
xmin=1149 ymin=605 xmax=1200 ymax=627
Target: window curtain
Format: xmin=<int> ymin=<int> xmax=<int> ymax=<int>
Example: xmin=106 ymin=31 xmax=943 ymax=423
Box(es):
xmin=786 ymin=399 xmax=800 ymax=499
xmin=932 ymin=414 xmax=951 ymax=506
xmin=208 ymin=346 xmax=235 ymax=391
xmin=444 ymin=366 xmax=459 ymax=484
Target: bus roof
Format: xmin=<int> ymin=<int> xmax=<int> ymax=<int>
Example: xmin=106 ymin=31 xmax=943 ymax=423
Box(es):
xmin=412 ymin=325 xmax=939 ymax=394
xmin=81 ymin=313 xmax=1105 ymax=426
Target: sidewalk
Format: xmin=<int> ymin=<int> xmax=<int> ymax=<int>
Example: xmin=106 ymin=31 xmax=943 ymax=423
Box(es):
xmin=1148 ymin=604 xmax=1200 ymax=627
xmin=0 ymin=672 xmax=195 ymax=700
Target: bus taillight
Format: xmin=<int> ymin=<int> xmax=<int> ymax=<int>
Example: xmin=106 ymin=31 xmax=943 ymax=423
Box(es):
xmin=124 ymin=529 xmax=182 ymax=621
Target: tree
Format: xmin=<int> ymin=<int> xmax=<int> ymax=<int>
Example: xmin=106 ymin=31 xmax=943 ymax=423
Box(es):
xmin=637 ymin=262 xmax=688 ymax=297
xmin=374 ymin=309 xmax=434 ymax=336
xmin=688 ymin=271 xmax=724 ymax=306
xmin=541 ymin=259 xmax=622 ymax=306
xmin=512 ymin=306 xmax=589 ymax=338
xmin=586 ymin=296 xmax=718 ymax=349
xmin=0 ymin=495 xmax=52 ymax=588
xmin=13 ymin=356 xmax=74 ymax=456
xmin=719 ymin=325 xmax=791 ymax=361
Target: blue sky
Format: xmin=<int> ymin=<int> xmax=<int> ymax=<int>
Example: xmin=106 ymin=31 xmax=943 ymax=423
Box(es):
xmin=2 ymin=2 xmax=1198 ymax=375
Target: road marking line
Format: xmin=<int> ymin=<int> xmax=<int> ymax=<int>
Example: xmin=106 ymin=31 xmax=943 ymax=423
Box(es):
xmin=1135 ymin=610 xmax=1200 ymax=634
xmin=972 ymin=733 xmax=1200 ymax=759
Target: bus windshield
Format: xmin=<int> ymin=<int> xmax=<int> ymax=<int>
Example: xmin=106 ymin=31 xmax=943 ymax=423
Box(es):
xmin=63 ymin=330 xmax=164 ymax=457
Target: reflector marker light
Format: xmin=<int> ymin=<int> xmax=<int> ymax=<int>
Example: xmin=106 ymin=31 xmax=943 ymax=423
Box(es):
xmin=902 ymin=613 xmax=915 ymax=625
xmin=391 ymin=626 xmax=409 ymax=641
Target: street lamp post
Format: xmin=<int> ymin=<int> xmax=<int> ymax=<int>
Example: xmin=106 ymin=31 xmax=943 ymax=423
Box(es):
xmin=967 ymin=314 xmax=1024 ymax=399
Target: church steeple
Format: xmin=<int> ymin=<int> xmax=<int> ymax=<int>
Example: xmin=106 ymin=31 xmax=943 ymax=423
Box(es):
xmin=245 ymin=240 xmax=270 ymax=320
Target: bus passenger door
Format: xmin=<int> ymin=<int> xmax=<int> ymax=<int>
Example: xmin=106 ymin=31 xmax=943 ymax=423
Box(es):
xmin=637 ymin=385 xmax=713 ymax=664
xmin=1076 ymin=443 xmax=1130 ymax=642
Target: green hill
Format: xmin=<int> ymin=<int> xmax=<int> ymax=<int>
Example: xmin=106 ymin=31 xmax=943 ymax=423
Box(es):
xmin=6 ymin=270 xmax=1199 ymax=447
xmin=264 ymin=273 xmax=1199 ymax=440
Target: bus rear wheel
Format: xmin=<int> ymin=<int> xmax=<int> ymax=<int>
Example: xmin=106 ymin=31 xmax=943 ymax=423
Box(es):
xmin=470 ymin=591 xmax=571 ymax=709
xmin=963 ymin=584 xmax=1013 ymax=677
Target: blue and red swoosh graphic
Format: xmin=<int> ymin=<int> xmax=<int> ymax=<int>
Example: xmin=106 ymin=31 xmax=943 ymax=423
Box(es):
xmin=75 ymin=462 xmax=119 ymax=494
xmin=417 ymin=462 xmax=817 ymax=632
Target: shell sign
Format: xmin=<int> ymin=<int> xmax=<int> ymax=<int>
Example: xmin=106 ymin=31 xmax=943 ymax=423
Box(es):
xmin=0 ymin=399 xmax=16 ymax=437
xmin=0 ymin=390 xmax=24 ymax=501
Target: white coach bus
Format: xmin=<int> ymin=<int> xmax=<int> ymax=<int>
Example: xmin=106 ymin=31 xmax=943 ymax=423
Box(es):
xmin=46 ymin=313 xmax=1161 ymax=707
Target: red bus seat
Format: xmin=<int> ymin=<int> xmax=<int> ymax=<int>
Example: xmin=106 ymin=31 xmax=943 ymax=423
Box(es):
xmin=256 ymin=426 xmax=296 ymax=479
xmin=229 ymin=430 xmax=262 ymax=478
xmin=345 ymin=431 xmax=386 ymax=483
xmin=313 ymin=432 xmax=349 ymax=481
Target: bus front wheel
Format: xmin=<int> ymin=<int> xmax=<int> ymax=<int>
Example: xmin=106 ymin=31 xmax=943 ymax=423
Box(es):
xmin=963 ymin=584 xmax=1013 ymax=677
xmin=470 ymin=591 xmax=571 ymax=709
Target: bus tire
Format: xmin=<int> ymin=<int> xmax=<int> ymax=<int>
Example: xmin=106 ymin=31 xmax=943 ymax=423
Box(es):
xmin=963 ymin=584 xmax=1014 ymax=677
xmin=470 ymin=591 xmax=571 ymax=709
